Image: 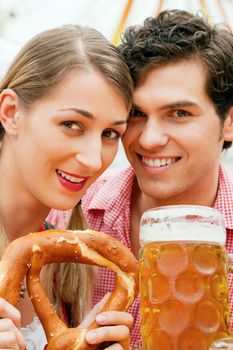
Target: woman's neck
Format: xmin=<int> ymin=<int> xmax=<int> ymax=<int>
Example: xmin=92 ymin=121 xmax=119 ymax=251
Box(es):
xmin=0 ymin=181 xmax=50 ymax=242
xmin=0 ymin=151 xmax=51 ymax=241
xmin=1 ymin=204 xmax=50 ymax=242
xmin=4 ymin=213 xmax=49 ymax=242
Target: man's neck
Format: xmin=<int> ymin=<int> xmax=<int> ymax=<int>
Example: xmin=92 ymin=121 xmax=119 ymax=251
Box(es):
xmin=130 ymin=169 xmax=220 ymax=258
xmin=134 ymin=169 xmax=220 ymax=218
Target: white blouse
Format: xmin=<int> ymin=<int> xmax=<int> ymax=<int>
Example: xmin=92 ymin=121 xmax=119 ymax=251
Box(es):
xmin=21 ymin=317 xmax=47 ymax=350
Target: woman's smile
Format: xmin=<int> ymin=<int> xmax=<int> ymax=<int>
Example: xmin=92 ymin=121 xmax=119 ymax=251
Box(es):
xmin=56 ymin=169 xmax=89 ymax=192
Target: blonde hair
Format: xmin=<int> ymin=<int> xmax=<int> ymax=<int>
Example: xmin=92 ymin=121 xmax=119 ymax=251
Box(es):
xmin=0 ymin=25 xmax=133 ymax=325
xmin=0 ymin=24 xmax=133 ymax=135
xmin=0 ymin=221 xmax=8 ymax=257
xmin=44 ymin=204 xmax=96 ymax=325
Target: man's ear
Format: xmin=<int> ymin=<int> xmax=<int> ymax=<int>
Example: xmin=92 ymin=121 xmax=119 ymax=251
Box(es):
xmin=223 ymin=107 xmax=233 ymax=141
xmin=0 ymin=89 xmax=21 ymax=136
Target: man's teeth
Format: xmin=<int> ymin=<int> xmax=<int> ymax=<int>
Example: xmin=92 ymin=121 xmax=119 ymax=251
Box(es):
xmin=57 ymin=170 xmax=85 ymax=183
xmin=142 ymin=157 xmax=176 ymax=167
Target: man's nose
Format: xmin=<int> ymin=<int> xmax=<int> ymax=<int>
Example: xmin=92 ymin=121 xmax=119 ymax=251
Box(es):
xmin=139 ymin=118 xmax=169 ymax=149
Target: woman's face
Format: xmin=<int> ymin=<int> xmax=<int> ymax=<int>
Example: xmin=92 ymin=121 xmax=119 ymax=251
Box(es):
xmin=5 ymin=71 xmax=128 ymax=210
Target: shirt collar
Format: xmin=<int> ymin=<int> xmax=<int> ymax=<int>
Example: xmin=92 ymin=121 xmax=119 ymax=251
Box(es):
xmin=87 ymin=164 xmax=233 ymax=230
xmin=214 ymin=164 xmax=233 ymax=230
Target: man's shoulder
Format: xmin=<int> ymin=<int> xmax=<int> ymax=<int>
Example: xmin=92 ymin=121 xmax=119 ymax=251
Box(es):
xmin=95 ymin=167 xmax=127 ymax=183
xmin=82 ymin=166 xmax=134 ymax=210
xmin=219 ymin=164 xmax=233 ymax=189
xmin=215 ymin=165 xmax=233 ymax=230
xmin=86 ymin=166 xmax=133 ymax=195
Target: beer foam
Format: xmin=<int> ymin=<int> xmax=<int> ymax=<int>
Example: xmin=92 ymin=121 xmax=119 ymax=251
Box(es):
xmin=142 ymin=205 xmax=224 ymax=219
xmin=140 ymin=206 xmax=226 ymax=245
xmin=140 ymin=221 xmax=226 ymax=245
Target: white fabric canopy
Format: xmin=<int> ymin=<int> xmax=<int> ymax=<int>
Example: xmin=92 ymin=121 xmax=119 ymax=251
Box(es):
xmin=0 ymin=0 xmax=232 ymax=73
xmin=0 ymin=0 xmax=232 ymax=46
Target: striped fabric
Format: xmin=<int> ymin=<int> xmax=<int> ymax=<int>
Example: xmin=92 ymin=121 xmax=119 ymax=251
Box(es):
xmin=48 ymin=164 xmax=233 ymax=349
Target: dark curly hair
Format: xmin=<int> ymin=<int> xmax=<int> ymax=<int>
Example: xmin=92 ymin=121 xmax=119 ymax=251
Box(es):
xmin=119 ymin=9 xmax=233 ymax=149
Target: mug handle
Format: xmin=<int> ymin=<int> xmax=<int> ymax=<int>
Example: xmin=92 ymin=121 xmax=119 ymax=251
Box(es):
xmin=209 ymin=253 xmax=233 ymax=349
xmin=209 ymin=338 xmax=233 ymax=349
xmin=229 ymin=254 xmax=233 ymax=273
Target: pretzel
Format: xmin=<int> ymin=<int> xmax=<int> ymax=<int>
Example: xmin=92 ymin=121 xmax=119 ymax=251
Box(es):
xmin=0 ymin=229 xmax=139 ymax=349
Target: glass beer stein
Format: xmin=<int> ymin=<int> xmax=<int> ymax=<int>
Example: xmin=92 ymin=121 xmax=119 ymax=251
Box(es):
xmin=139 ymin=205 xmax=232 ymax=350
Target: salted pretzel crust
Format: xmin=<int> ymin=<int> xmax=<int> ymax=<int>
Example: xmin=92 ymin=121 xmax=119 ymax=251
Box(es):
xmin=0 ymin=229 xmax=139 ymax=350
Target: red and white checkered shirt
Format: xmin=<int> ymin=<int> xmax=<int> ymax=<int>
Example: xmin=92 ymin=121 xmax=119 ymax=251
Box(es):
xmin=48 ymin=164 xmax=233 ymax=350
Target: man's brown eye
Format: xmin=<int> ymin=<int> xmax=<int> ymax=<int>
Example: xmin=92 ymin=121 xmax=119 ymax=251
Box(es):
xmin=130 ymin=108 xmax=144 ymax=117
xmin=176 ymin=110 xmax=189 ymax=118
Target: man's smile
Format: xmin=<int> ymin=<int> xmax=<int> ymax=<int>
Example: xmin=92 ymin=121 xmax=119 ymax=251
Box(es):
xmin=142 ymin=156 xmax=180 ymax=168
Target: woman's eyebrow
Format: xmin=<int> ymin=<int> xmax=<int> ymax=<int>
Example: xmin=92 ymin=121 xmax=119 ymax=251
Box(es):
xmin=59 ymin=108 xmax=94 ymax=119
xmin=59 ymin=108 xmax=127 ymax=126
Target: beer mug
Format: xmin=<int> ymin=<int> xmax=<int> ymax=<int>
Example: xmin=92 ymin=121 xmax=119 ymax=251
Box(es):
xmin=139 ymin=205 xmax=232 ymax=350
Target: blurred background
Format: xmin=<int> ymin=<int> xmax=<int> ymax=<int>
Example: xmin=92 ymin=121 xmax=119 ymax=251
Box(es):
xmin=0 ymin=0 xmax=232 ymax=170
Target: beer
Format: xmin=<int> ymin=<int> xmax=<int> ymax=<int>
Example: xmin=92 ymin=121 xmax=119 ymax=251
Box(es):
xmin=139 ymin=206 xmax=231 ymax=350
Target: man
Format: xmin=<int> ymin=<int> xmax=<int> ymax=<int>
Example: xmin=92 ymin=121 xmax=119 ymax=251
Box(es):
xmin=48 ymin=9 xmax=233 ymax=349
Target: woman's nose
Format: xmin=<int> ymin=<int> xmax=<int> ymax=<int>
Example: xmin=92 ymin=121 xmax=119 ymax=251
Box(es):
xmin=75 ymin=139 xmax=102 ymax=173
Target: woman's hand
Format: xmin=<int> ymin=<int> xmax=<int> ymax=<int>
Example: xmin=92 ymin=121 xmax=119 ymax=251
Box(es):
xmin=86 ymin=310 xmax=133 ymax=349
xmin=82 ymin=294 xmax=133 ymax=350
xmin=0 ymin=298 xmax=26 ymax=350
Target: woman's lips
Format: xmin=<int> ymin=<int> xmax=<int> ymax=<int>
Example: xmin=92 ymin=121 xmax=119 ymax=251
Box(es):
xmin=56 ymin=169 xmax=89 ymax=192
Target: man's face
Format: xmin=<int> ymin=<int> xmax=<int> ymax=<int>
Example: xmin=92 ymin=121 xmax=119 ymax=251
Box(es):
xmin=122 ymin=59 xmax=229 ymax=205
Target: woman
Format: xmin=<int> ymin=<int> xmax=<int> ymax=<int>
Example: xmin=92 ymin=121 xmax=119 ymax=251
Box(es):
xmin=0 ymin=24 xmax=133 ymax=349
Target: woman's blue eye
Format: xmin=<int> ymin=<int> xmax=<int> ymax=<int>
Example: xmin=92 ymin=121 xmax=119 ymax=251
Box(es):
xmin=63 ymin=121 xmax=81 ymax=130
xmin=103 ymin=129 xmax=120 ymax=139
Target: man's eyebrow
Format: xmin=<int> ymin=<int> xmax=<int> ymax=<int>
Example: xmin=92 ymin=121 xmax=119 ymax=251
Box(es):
xmin=59 ymin=108 xmax=127 ymax=126
xmin=131 ymin=103 xmax=143 ymax=110
xmin=59 ymin=108 xmax=94 ymax=119
xmin=112 ymin=120 xmax=127 ymax=126
xmin=160 ymin=101 xmax=200 ymax=109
